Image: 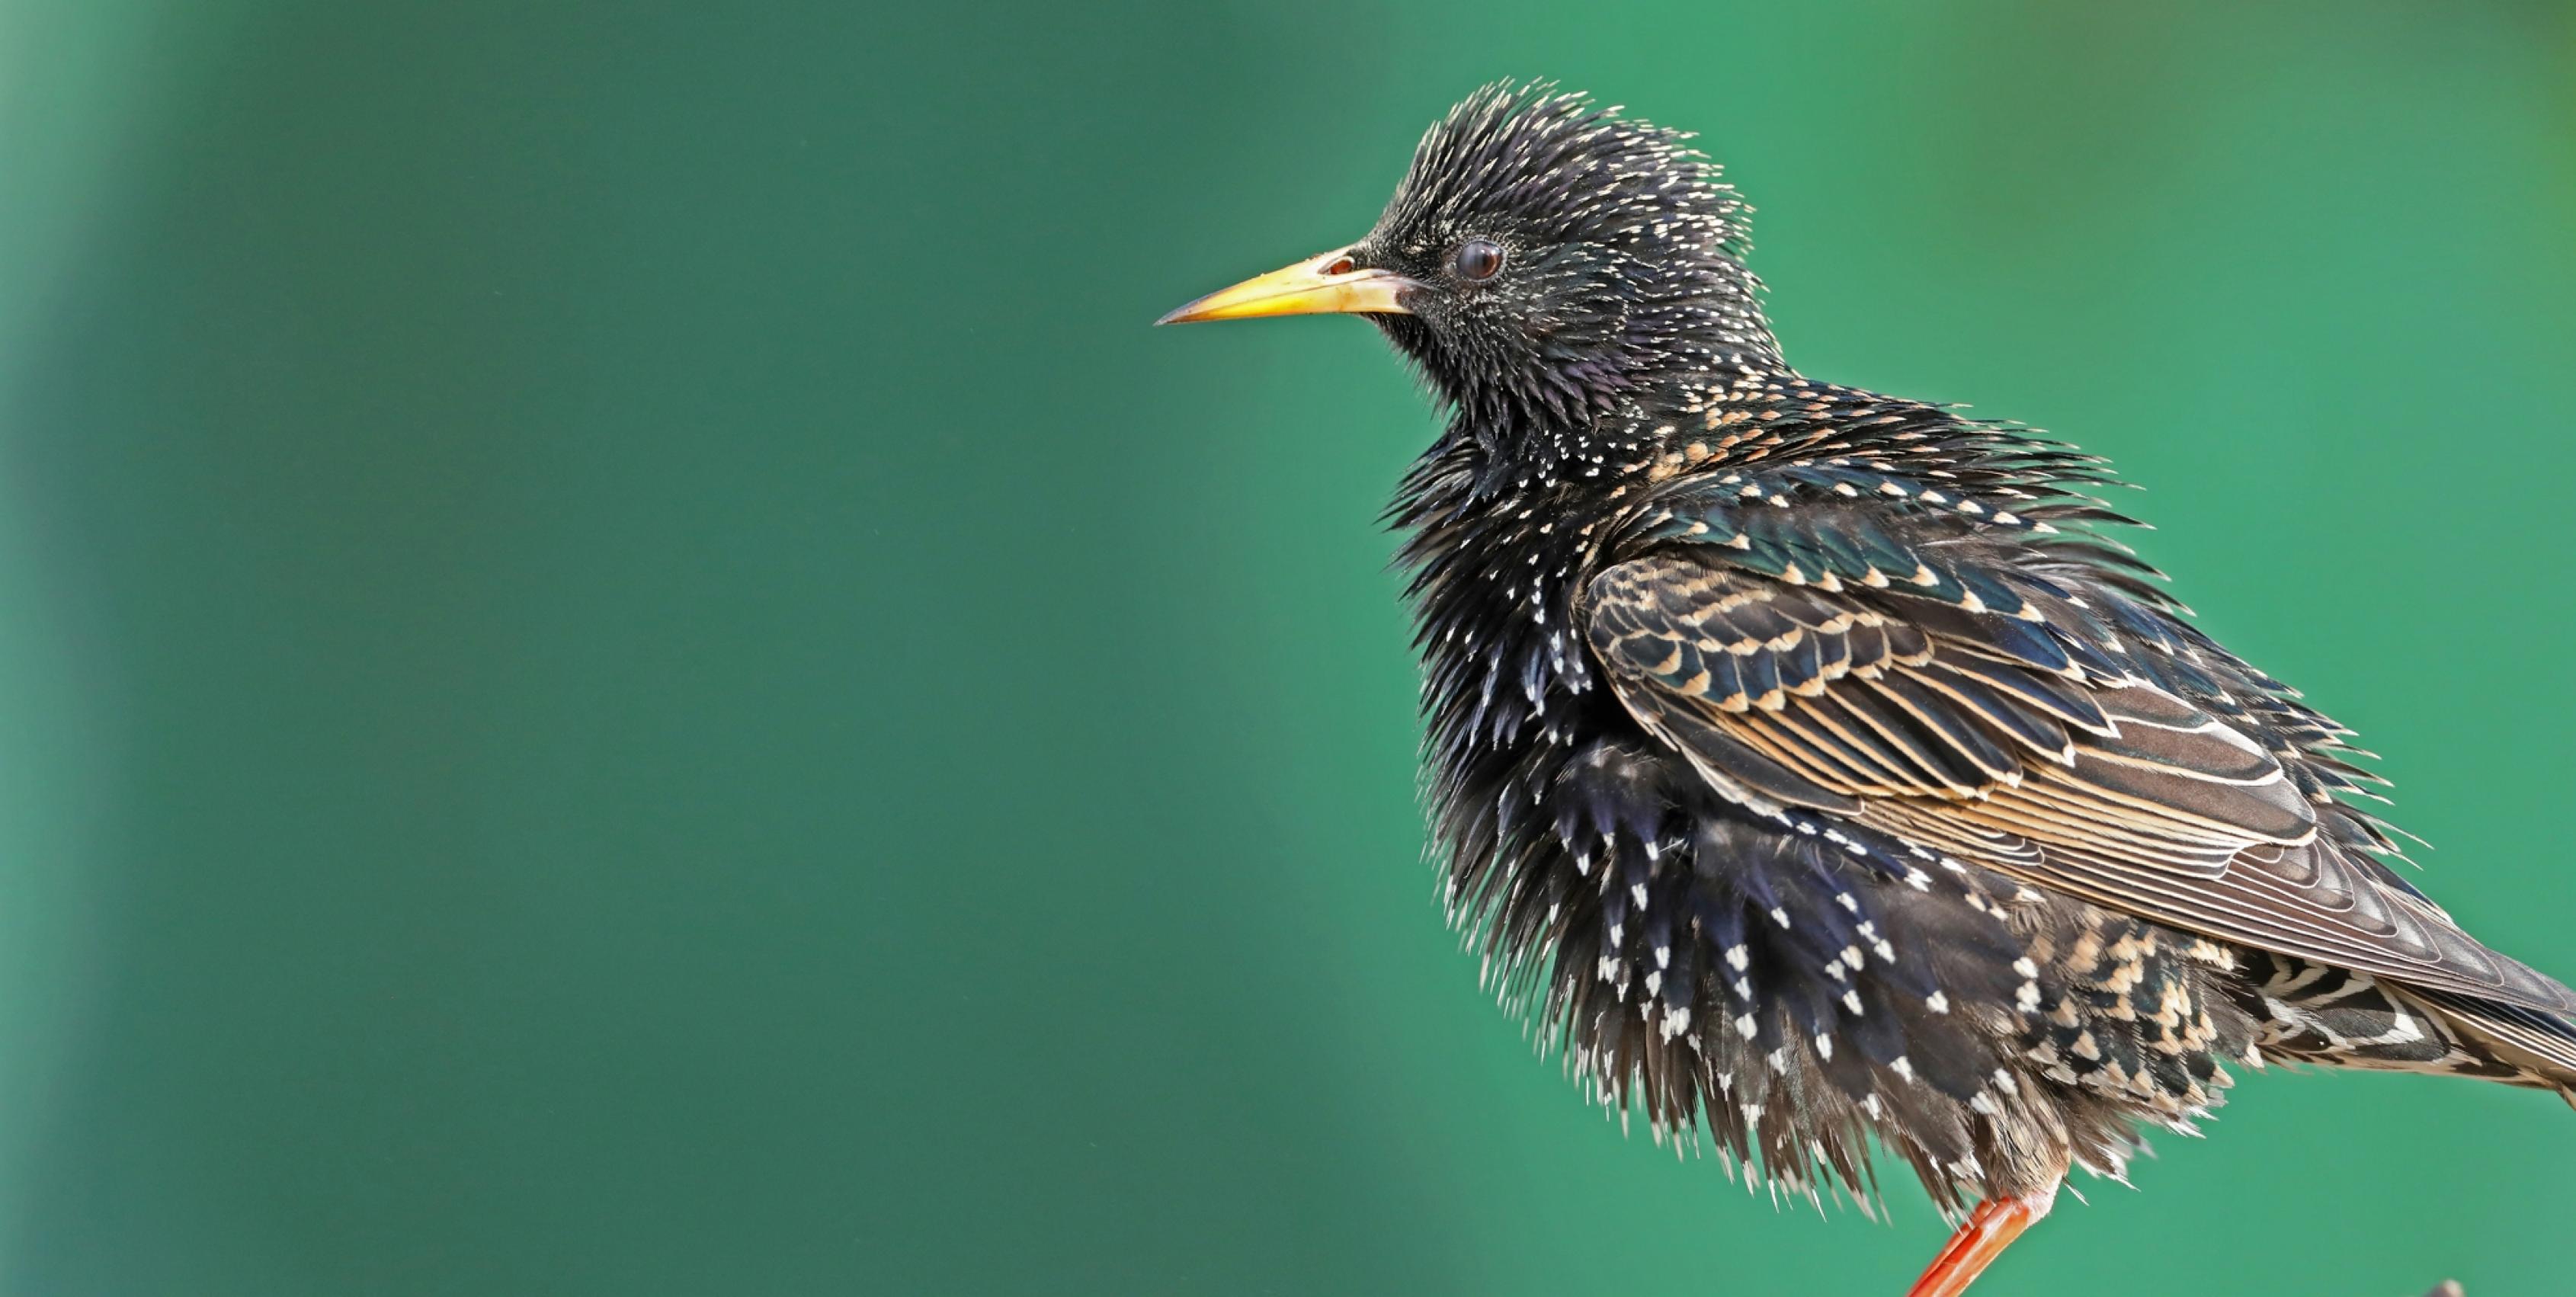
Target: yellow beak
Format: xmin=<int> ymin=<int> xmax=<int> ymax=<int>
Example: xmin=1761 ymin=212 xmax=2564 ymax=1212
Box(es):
xmin=1156 ymin=247 xmax=1419 ymax=325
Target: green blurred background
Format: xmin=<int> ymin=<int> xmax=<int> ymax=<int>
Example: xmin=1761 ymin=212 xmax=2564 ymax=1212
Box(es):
xmin=0 ymin=1 xmax=2570 ymax=1292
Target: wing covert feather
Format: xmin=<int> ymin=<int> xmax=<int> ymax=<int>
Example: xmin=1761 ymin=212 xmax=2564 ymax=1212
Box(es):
xmin=1581 ymin=553 xmax=2576 ymax=1015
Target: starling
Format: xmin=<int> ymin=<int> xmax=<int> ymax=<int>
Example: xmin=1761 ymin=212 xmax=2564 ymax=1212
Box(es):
xmin=1160 ymin=84 xmax=2576 ymax=1296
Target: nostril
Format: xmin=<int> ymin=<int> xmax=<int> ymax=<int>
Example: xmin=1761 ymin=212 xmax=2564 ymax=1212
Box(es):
xmin=1322 ymin=255 xmax=1356 ymax=276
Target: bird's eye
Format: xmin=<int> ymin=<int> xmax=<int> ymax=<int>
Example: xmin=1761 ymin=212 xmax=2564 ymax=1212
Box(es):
xmin=1453 ymin=239 xmax=1504 ymax=282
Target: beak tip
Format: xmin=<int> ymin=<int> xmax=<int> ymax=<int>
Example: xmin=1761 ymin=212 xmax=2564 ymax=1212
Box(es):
xmin=1154 ymin=294 xmax=1216 ymax=326
xmin=1154 ymin=248 xmax=1414 ymax=331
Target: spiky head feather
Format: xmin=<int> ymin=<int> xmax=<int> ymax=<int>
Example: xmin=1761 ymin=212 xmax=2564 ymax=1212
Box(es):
xmin=1353 ymin=84 xmax=1782 ymax=444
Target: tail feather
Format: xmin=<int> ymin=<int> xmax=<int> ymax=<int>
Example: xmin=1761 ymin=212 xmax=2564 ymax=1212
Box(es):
xmin=2414 ymin=988 xmax=2576 ymax=1094
xmin=2238 ymin=950 xmax=2576 ymax=1095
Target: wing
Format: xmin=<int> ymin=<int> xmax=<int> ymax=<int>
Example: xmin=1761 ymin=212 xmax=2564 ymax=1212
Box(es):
xmin=1581 ymin=552 xmax=2576 ymax=1016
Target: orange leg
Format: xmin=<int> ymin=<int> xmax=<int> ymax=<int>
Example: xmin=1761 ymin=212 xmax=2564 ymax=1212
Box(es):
xmin=1902 ymin=1181 xmax=2059 ymax=1297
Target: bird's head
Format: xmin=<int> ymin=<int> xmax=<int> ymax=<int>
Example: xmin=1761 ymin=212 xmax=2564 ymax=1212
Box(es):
xmin=1163 ymin=84 xmax=1780 ymax=445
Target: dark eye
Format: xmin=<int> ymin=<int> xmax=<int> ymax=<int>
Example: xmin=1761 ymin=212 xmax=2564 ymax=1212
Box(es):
xmin=1453 ymin=238 xmax=1504 ymax=282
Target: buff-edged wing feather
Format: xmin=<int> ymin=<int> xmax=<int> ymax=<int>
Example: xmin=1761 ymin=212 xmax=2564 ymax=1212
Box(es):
xmin=1581 ymin=553 xmax=2576 ymax=1017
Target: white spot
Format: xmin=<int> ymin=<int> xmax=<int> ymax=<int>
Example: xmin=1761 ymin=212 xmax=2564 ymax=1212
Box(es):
xmin=1926 ymin=991 xmax=1950 ymax=1014
xmin=1735 ymin=1013 xmax=1758 ymax=1039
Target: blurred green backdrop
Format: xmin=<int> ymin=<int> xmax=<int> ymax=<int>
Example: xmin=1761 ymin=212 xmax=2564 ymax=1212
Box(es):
xmin=0 ymin=1 xmax=2571 ymax=1293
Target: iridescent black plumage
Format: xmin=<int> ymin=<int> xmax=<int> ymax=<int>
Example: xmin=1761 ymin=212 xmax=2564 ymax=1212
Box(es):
xmin=1168 ymin=82 xmax=2576 ymax=1289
